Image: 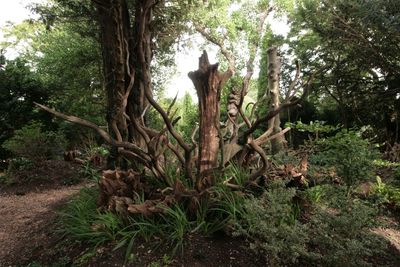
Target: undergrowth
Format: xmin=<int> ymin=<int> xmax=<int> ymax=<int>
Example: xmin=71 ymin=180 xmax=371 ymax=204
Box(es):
xmin=59 ymin=183 xmax=246 ymax=264
xmin=59 ymin=147 xmax=400 ymax=266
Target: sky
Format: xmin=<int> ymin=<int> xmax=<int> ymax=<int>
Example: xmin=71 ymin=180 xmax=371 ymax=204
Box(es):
xmin=0 ymin=0 xmax=42 ymax=36
xmin=0 ymin=1 xmax=290 ymax=99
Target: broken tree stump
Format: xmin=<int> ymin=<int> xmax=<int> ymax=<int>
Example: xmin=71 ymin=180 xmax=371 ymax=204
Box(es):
xmin=188 ymin=51 xmax=232 ymax=191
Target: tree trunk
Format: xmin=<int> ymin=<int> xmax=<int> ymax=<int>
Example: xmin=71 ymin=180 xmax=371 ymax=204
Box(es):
xmin=188 ymin=51 xmax=232 ymax=191
xmin=129 ymin=0 xmax=156 ymax=149
xmin=94 ymin=0 xmax=135 ymax=168
xmin=267 ymin=47 xmax=285 ymax=154
xmin=93 ymin=0 xmax=156 ymax=168
xmin=95 ymin=0 xmax=133 ymax=140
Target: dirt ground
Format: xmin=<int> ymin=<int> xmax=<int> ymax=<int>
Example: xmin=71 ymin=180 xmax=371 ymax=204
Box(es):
xmin=0 ymin=183 xmax=84 ymax=266
xmin=0 ymin=159 xmax=264 ymax=267
xmin=0 ymin=181 xmax=265 ymax=267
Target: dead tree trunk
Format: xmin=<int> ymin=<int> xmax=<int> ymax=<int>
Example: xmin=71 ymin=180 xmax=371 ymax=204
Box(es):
xmin=188 ymin=51 xmax=232 ymax=191
xmin=267 ymin=47 xmax=286 ymax=154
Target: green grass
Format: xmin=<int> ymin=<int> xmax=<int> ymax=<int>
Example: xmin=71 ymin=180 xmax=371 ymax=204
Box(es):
xmin=59 ymin=186 xmax=123 ymax=247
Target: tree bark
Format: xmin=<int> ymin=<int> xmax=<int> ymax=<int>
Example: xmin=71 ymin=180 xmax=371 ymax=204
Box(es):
xmin=93 ymin=0 xmax=157 ymax=168
xmin=267 ymin=47 xmax=286 ymax=154
xmin=129 ymin=0 xmax=156 ymax=149
xmin=94 ymin=0 xmax=133 ymax=140
xmin=94 ymin=0 xmax=137 ymax=168
xmin=188 ymin=51 xmax=232 ymax=191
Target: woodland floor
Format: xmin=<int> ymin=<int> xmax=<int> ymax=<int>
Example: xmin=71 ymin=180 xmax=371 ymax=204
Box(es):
xmin=1 ymin=161 xmax=400 ymax=266
xmin=0 ymin=161 xmax=264 ymax=267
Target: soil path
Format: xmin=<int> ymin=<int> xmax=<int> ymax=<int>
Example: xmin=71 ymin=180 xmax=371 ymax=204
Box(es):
xmin=0 ymin=184 xmax=83 ymax=266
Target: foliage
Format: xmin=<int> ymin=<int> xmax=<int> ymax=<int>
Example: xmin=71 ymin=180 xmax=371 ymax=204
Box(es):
xmin=290 ymin=0 xmax=400 ymax=142
xmin=59 ymin=186 xmax=124 ymax=247
xmin=7 ymin=157 xmax=35 ymax=173
xmin=177 ymin=92 xmax=198 ymax=142
xmin=3 ymin=157 xmax=35 ymax=184
xmin=289 ymin=120 xmax=340 ymax=140
xmin=2 ymin=121 xmax=66 ymax=162
xmin=78 ymin=143 xmax=108 ymax=182
xmin=2 ymin=1 xmax=399 ymax=265
xmin=371 ymin=176 xmax=400 ymax=209
xmin=311 ymin=130 xmax=378 ymax=186
xmin=231 ymin=180 xmax=393 ymax=266
xmin=304 ymin=184 xmax=326 ymax=203
xmin=0 ymin=58 xmax=53 ymax=160
xmin=79 ymin=161 xmax=101 ymax=182
xmin=306 ymin=198 xmax=388 ymax=267
xmin=2 ymin=10 xmax=105 ymax=148
xmin=234 ymin=181 xmax=309 ymax=266
xmin=60 ymin=182 xmax=246 ymax=262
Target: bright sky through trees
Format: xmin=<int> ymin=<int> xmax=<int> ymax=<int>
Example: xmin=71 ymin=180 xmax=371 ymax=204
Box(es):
xmin=0 ymin=1 xmax=290 ymax=99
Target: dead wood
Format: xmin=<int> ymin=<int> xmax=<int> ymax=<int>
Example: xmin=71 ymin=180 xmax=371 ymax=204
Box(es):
xmin=188 ymin=51 xmax=232 ymax=191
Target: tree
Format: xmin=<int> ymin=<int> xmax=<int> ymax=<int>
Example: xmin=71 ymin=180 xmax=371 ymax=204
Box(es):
xmin=34 ymin=0 xmax=318 ymax=215
xmin=0 ymin=58 xmax=52 ymax=161
xmin=289 ymin=0 xmax=400 ymax=142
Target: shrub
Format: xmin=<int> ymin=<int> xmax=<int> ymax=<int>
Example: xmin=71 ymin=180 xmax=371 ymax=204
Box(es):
xmin=231 ymin=181 xmax=394 ymax=266
xmin=79 ymin=161 xmax=101 ymax=182
xmin=234 ymin=181 xmax=309 ymax=266
xmin=311 ymin=130 xmax=378 ymax=187
xmin=2 ymin=121 xmax=66 ymax=162
xmin=2 ymin=157 xmax=35 ymax=184
xmin=371 ymin=176 xmax=400 ymax=209
xmin=306 ymin=198 xmax=389 ymax=267
xmin=7 ymin=157 xmax=34 ymax=173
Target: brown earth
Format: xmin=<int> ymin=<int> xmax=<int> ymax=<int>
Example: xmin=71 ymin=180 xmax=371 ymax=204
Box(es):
xmin=0 ymin=180 xmax=265 ymax=266
xmin=0 ymin=183 xmax=84 ymax=266
xmin=0 ymin=160 xmax=265 ymax=267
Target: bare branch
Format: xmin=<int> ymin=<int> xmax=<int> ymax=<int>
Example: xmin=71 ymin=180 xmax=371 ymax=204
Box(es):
xmin=242 ymin=65 xmax=327 ymax=139
xmin=254 ymin=117 xmax=275 ymax=145
xmin=248 ymin=139 xmax=268 ymax=181
xmin=239 ymin=108 xmax=252 ymax=128
xmin=195 ymin=26 xmax=236 ymax=74
xmin=34 ymin=102 xmax=151 ymax=162
xmin=255 ymin=127 xmax=291 ymax=147
xmin=145 ymin=89 xmax=193 ymax=153
xmin=167 ymin=143 xmax=185 ymax=166
xmin=167 ymin=92 xmax=179 ymax=116
xmin=285 ymin=60 xmax=301 ymax=100
xmin=190 ymin=124 xmax=199 ymax=146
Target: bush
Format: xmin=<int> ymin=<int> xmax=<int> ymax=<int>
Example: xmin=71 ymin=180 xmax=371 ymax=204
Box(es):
xmin=2 ymin=157 xmax=35 ymax=184
xmin=371 ymin=176 xmax=400 ymax=209
xmin=231 ymin=181 xmax=394 ymax=266
xmin=311 ymin=130 xmax=378 ymax=187
xmin=234 ymin=181 xmax=309 ymax=266
xmin=2 ymin=121 xmax=66 ymax=162
xmin=306 ymin=198 xmax=389 ymax=267
xmin=7 ymin=157 xmax=35 ymax=173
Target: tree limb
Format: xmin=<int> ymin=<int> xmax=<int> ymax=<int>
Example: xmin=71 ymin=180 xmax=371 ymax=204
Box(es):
xmin=34 ymin=102 xmax=151 ymax=162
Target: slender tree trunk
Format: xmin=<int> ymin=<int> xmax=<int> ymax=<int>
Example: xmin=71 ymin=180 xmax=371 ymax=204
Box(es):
xmin=189 ymin=51 xmax=232 ymax=191
xmin=267 ymin=47 xmax=285 ymax=154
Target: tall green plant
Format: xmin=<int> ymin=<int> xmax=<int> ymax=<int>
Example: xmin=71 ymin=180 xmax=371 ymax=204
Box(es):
xmin=3 ymin=121 xmax=66 ymax=162
xmin=311 ymin=130 xmax=378 ymax=187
